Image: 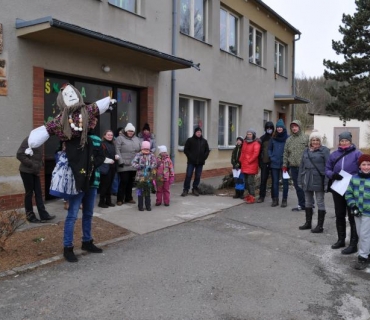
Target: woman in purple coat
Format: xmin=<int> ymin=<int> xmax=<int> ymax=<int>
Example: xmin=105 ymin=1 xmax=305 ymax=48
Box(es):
xmin=325 ymin=131 xmax=362 ymax=254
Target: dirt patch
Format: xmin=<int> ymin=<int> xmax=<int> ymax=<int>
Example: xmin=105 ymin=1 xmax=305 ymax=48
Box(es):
xmin=0 ymin=217 xmax=130 ymax=273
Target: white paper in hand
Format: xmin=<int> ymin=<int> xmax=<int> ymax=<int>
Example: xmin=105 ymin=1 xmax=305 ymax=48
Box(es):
xmin=283 ymin=171 xmax=290 ymax=179
xmin=330 ymin=170 xmax=352 ymax=196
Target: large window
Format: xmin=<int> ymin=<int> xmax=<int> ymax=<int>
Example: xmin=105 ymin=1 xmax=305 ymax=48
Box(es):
xmin=220 ymin=8 xmax=238 ymax=55
xmin=180 ymin=0 xmax=207 ymax=41
xmin=218 ymin=104 xmax=239 ymax=147
xmin=275 ymin=41 xmax=285 ymax=75
xmin=178 ymin=97 xmax=207 ymax=146
xmin=249 ymin=25 xmax=264 ymax=66
xmin=108 ymin=0 xmax=140 ymax=14
xmin=263 ymin=110 xmax=272 ymax=128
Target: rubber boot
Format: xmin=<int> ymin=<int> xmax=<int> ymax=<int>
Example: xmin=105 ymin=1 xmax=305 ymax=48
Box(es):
xmin=299 ymin=208 xmax=313 ymax=230
xmin=145 ymin=196 xmax=151 ymax=211
xmin=331 ymin=222 xmax=346 ymax=249
xmin=271 ymin=198 xmax=279 ymax=207
xmin=311 ymin=210 xmax=326 ymax=233
xmin=63 ymin=247 xmax=78 ymax=262
xmin=341 ymin=217 xmax=358 ymax=254
xmin=138 ymin=196 xmax=144 ymax=211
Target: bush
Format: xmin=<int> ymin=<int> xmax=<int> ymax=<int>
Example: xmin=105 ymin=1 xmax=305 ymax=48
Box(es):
xmin=0 ymin=210 xmax=26 ymax=251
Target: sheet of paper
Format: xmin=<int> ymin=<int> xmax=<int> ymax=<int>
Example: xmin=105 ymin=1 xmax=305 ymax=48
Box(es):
xmin=232 ymin=169 xmax=241 ymax=178
xmin=330 ymin=170 xmax=352 ymax=196
xmin=283 ymin=171 xmax=290 ymax=179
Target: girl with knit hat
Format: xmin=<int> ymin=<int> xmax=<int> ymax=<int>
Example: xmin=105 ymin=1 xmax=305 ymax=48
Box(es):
xmin=268 ymin=119 xmax=289 ymax=207
xmin=231 ymin=136 xmax=245 ymax=199
xmin=155 ymin=145 xmax=175 ymax=206
xmin=326 ymin=131 xmax=362 ymax=254
xmin=297 ymin=131 xmax=330 ymax=233
xmin=131 ymin=141 xmax=157 ymax=211
xmin=345 ymin=154 xmax=370 ymax=270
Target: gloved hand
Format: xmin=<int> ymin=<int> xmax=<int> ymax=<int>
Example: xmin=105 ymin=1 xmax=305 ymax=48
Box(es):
xmin=350 ymin=205 xmax=361 ymax=217
xmin=332 ymin=173 xmax=343 ymax=181
xmin=108 ymin=99 xmax=117 ymax=111
xmin=118 ymin=164 xmax=124 ymax=168
xmin=104 ymin=158 xmax=115 ymax=164
xmin=282 ymin=166 xmax=288 ymax=173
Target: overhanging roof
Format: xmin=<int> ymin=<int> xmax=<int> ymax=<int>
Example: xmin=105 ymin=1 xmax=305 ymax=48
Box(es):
xmin=15 ymin=16 xmax=200 ymax=72
xmin=274 ymin=94 xmax=310 ymax=104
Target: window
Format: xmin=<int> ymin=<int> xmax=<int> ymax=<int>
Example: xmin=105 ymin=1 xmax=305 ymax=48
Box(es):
xmin=263 ymin=110 xmax=271 ymax=128
xmin=180 ymin=0 xmax=207 ymax=41
xmin=218 ymin=104 xmax=239 ymax=147
xmin=108 ymin=0 xmax=140 ymax=14
xmin=220 ymin=8 xmax=238 ymax=55
xmin=249 ymin=25 xmax=263 ymax=66
xmin=275 ymin=41 xmax=285 ymax=75
xmin=178 ymin=97 xmax=207 ymax=146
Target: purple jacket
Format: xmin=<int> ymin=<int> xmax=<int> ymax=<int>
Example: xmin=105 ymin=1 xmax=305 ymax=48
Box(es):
xmin=325 ymin=144 xmax=362 ymax=179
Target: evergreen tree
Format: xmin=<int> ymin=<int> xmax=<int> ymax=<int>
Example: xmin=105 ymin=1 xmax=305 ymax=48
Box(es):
xmin=324 ymin=0 xmax=370 ymax=121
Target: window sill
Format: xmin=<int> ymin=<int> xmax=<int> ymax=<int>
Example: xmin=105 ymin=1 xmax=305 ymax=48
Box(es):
xmin=108 ymin=2 xmax=145 ymax=19
xmin=275 ymin=73 xmax=288 ymax=80
xmin=218 ymin=146 xmax=234 ymax=150
xmin=220 ymin=49 xmax=243 ymax=60
xmin=179 ymin=32 xmax=212 ymax=47
xmin=249 ymin=61 xmax=267 ymax=71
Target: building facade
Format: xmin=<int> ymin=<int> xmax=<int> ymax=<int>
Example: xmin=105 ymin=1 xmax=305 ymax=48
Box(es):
xmin=0 ymin=0 xmax=306 ymax=210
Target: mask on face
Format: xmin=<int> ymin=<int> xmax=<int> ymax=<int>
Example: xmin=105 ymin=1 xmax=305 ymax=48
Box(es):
xmin=267 ymin=129 xmax=273 ymax=134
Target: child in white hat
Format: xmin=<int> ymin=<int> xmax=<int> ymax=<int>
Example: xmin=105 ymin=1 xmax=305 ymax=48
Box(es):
xmin=155 ymin=145 xmax=175 ymax=206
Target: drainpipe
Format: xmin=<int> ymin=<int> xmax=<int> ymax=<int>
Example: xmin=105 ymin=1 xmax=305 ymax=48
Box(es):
xmin=170 ymin=0 xmax=177 ymax=165
xmin=292 ymin=33 xmax=301 ymax=121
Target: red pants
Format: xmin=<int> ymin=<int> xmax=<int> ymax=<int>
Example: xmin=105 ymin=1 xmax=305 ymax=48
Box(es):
xmin=156 ymin=180 xmax=170 ymax=205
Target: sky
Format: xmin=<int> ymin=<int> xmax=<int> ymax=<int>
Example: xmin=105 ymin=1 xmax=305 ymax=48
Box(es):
xmin=262 ymin=0 xmax=357 ymax=78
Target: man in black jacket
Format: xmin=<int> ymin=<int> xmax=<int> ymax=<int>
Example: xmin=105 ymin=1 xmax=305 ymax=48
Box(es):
xmin=181 ymin=127 xmax=210 ymax=197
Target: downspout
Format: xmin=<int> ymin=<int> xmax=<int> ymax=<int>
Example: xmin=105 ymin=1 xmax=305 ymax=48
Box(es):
xmin=292 ymin=33 xmax=301 ymax=121
xmin=170 ymin=0 xmax=177 ymax=165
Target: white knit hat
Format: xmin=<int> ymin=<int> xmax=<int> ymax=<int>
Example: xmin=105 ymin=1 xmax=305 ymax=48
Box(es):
xmin=158 ymin=145 xmax=167 ymax=153
xmin=124 ymin=123 xmax=135 ymax=132
xmin=309 ymin=130 xmax=322 ymax=143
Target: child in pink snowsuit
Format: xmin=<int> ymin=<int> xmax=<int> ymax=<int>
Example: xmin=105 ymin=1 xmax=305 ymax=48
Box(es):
xmin=155 ymin=145 xmax=175 ymax=206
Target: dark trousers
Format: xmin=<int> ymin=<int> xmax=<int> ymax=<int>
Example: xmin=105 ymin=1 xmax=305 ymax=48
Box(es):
xmin=117 ymin=170 xmax=136 ymax=202
xmin=183 ymin=163 xmax=203 ymax=191
xmin=99 ymin=167 xmax=116 ymax=202
xmin=332 ymin=191 xmax=354 ymax=228
xmin=290 ymin=166 xmax=305 ymax=208
xmin=20 ymin=171 xmax=49 ymax=219
xmin=259 ymin=163 xmax=271 ymax=199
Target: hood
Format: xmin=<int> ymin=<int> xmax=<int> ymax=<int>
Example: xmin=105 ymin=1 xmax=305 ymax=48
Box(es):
xmin=264 ymin=121 xmax=274 ymax=131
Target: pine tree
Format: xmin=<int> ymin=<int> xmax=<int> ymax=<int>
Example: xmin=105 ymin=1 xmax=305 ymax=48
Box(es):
xmin=324 ymin=0 xmax=370 ymax=121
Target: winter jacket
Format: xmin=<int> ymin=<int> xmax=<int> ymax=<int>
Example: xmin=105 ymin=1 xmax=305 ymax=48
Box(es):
xmin=156 ymin=153 xmax=175 ymax=182
xmin=283 ymin=120 xmax=309 ymax=168
xmin=231 ymin=144 xmax=243 ymax=169
xmin=137 ymin=132 xmax=156 ymax=153
xmin=298 ymin=146 xmax=330 ymax=192
xmin=17 ymin=137 xmax=43 ymax=175
xmin=184 ymin=134 xmax=210 ymax=165
xmin=239 ymin=139 xmax=261 ymax=175
xmin=345 ymin=172 xmax=370 ymax=217
xmin=325 ymin=144 xmax=362 ymax=179
xmin=101 ymin=139 xmax=117 ymax=172
xmin=115 ymin=132 xmax=141 ymax=172
xmin=268 ymin=130 xmax=289 ymax=169
xmin=259 ymin=121 xmax=274 ymax=165
xmin=131 ymin=152 xmax=157 ymax=182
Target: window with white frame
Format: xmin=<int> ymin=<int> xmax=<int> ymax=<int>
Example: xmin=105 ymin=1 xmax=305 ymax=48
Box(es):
xmin=180 ymin=0 xmax=208 ymax=42
xmin=249 ymin=25 xmax=264 ymax=66
xmin=275 ymin=41 xmax=285 ymax=75
xmin=218 ymin=104 xmax=239 ymax=146
xmin=108 ymin=0 xmax=140 ymax=14
xmin=220 ymin=8 xmax=238 ymax=55
xmin=178 ymin=97 xmax=207 ymax=146
xmin=263 ymin=110 xmax=271 ymax=127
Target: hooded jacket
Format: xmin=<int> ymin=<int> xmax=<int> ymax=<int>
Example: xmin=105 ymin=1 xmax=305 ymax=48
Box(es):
xmin=184 ymin=128 xmax=210 ymax=165
xmin=283 ymin=120 xmax=309 ymax=167
xmin=259 ymin=121 xmax=274 ymax=164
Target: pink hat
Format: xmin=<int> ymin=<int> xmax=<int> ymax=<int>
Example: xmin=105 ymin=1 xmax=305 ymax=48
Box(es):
xmin=141 ymin=141 xmax=150 ymax=150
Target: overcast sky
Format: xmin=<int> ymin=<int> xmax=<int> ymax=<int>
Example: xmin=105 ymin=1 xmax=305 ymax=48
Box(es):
xmin=262 ymin=0 xmax=357 ymax=78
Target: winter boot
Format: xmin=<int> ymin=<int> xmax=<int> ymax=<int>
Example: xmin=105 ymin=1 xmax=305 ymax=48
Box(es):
xmin=246 ymin=195 xmax=255 ymax=204
xmin=81 ymin=239 xmax=103 ymax=253
xmin=239 ymin=190 xmax=245 ymax=199
xmin=63 ymin=247 xmax=78 ymax=262
xmin=354 ymin=256 xmax=369 ymax=270
xmin=145 ymin=196 xmax=152 ymax=211
xmin=299 ymin=208 xmax=313 ymax=230
xmin=342 ymin=218 xmax=358 ymax=254
xmin=331 ymin=222 xmax=346 ymax=249
xmin=98 ymin=196 xmax=108 ymax=208
xmin=271 ymin=198 xmax=279 ymax=207
xmin=26 ymin=212 xmax=40 ymax=223
xmin=257 ymin=197 xmax=265 ymax=203
xmin=105 ymin=196 xmax=115 ymax=207
xmin=233 ymin=190 xmax=240 ymax=199
xmin=311 ymin=210 xmax=326 ymax=233
xmin=280 ymin=199 xmax=287 ymax=208
xmin=138 ymin=196 xmax=144 ymax=211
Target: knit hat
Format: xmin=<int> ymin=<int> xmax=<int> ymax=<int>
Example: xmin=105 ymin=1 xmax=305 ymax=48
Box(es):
xmin=125 ymin=123 xmax=135 ymax=132
xmin=158 ymin=145 xmax=167 ymax=153
xmin=276 ymin=119 xmax=286 ymax=129
xmin=339 ymin=131 xmax=352 ymax=142
xmin=309 ymin=131 xmax=322 ymax=144
xmin=194 ymin=127 xmax=202 ymax=134
xmin=141 ymin=141 xmax=150 ymax=150
xmin=236 ymin=136 xmax=244 ymax=143
xmin=142 ymin=123 xmax=150 ymax=132
xmin=358 ymin=154 xmax=370 ymax=166
xmin=246 ymin=128 xmax=256 ymax=136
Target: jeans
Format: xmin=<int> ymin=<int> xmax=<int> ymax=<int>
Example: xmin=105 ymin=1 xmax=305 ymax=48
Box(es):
xmin=20 ymin=171 xmax=49 ymax=219
xmin=271 ymin=168 xmax=289 ymax=200
xmin=290 ymin=166 xmax=305 ymax=208
xmin=259 ymin=163 xmax=271 ymax=199
xmin=183 ymin=163 xmax=203 ymax=191
xmin=63 ymin=188 xmax=97 ymax=247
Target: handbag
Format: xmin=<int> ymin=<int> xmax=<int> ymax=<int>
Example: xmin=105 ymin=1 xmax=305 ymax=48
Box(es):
xmin=98 ymin=163 xmax=110 ymax=175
